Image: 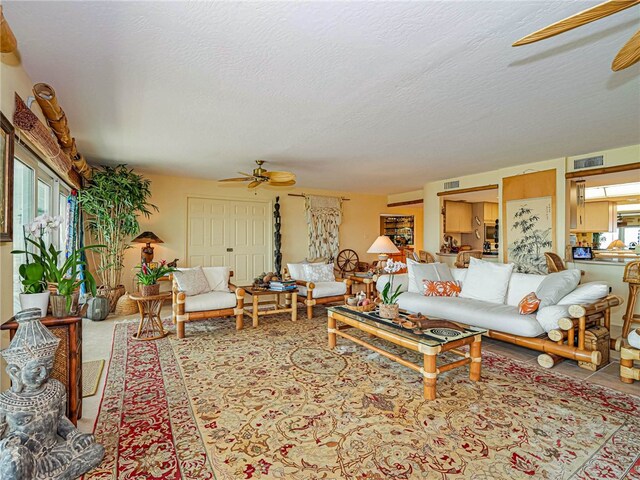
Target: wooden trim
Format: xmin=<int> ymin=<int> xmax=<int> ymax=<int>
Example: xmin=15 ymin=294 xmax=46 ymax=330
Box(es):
xmin=565 ymin=162 xmax=640 ymax=179
xmin=1 ymin=111 xmax=14 ymax=242
xmin=288 ymin=193 xmax=351 ymax=201
xmin=387 ymin=199 xmax=423 ymax=207
xmin=437 ymin=184 xmax=498 ymax=197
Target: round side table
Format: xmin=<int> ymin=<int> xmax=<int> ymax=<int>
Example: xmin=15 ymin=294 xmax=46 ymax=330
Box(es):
xmin=129 ymin=291 xmax=172 ymax=341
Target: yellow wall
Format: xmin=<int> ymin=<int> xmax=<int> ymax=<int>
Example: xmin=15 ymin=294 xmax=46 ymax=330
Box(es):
xmin=119 ymin=171 xmax=389 ymax=291
xmin=421 ymin=144 xmax=640 ymax=326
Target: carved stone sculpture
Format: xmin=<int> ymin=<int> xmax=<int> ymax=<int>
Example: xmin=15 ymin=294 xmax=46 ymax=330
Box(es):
xmin=0 ymin=308 xmax=104 ymax=479
xmin=274 ymin=196 xmax=282 ymax=277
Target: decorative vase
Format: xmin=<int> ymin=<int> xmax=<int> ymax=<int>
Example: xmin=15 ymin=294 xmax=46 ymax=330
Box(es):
xmin=629 ymin=328 xmax=640 ymax=349
xmin=50 ymin=294 xmax=70 ymax=318
xmin=140 ymin=283 xmax=160 ymax=297
xmin=18 ymin=291 xmax=50 ymax=317
xmin=85 ymin=295 xmax=110 ymax=321
xmin=379 ymin=303 xmax=400 ymax=319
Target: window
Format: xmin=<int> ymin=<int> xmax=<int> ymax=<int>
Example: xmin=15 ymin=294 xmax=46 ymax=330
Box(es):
xmin=12 ymin=144 xmax=72 ymax=313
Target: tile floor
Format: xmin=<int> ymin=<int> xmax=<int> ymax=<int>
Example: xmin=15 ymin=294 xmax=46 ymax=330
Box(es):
xmin=77 ymin=307 xmax=639 ymax=433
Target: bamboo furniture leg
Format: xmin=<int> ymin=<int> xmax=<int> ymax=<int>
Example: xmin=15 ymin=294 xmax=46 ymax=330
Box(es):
xmin=328 ymin=315 xmax=337 ymax=348
xmin=423 ymin=353 xmax=437 ymax=400
xmin=291 ymin=292 xmax=298 ymax=322
xmin=620 ymin=345 xmax=640 ymax=384
xmin=622 ymin=283 xmax=639 ymax=338
xmin=252 ymin=294 xmax=259 ymax=328
xmin=469 ymin=335 xmax=482 ymax=381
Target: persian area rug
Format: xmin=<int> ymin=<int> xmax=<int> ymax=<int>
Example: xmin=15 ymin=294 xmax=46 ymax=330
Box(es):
xmin=86 ymin=313 xmax=640 ymax=480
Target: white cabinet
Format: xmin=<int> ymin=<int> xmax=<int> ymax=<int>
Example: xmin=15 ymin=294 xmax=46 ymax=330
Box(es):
xmin=445 ymin=201 xmax=472 ymax=233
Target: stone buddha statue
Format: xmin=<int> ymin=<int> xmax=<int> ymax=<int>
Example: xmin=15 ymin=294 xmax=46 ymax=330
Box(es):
xmin=0 ymin=308 xmax=104 ymax=479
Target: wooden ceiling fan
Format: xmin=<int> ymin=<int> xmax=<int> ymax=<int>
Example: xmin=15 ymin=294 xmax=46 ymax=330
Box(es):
xmin=218 ymin=160 xmax=296 ymax=189
xmin=513 ymin=0 xmax=640 ymax=71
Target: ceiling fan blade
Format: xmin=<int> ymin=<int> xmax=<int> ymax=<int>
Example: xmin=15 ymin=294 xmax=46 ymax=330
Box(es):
xmin=219 ymin=177 xmax=252 ymax=182
xmin=237 ymin=172 xmax=252 ymax=176
xmin=248 ymin=180 xmax=261 ymax=189
xmin=264 ymin=171 xmax=296 ymax=182
xmin=612 ymin=28 xmax=640 ymax=70
xmin=267 ymin=180 xmax=296 ymax=187
xmin=513 ymin=0 xmax=640 ymax=46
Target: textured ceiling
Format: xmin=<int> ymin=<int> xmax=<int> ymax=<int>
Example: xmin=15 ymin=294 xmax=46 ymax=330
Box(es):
xmin=3 ymin=1 xmax=639 ymax=194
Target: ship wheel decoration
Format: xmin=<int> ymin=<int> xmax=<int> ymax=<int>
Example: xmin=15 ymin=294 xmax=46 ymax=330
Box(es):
xmin=336 ymin=249 xmax=359 ymax=276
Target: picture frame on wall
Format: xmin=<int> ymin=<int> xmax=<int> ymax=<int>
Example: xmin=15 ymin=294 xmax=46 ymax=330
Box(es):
xmin=1 ymin=111 xmax=15 ymax=242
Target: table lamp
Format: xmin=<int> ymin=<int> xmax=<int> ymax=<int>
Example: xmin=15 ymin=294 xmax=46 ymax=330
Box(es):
xmin=367 ymin=235 xmax=400 ymax=262
xmin=132 ymin=231 xmax=164 ymax=264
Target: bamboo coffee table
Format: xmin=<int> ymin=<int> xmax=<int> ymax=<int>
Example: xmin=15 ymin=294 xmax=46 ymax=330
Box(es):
xmin=242 ymin=286 xmax=298 ymax=327
xmin=327 ymin=306 xmax=486 ymax=400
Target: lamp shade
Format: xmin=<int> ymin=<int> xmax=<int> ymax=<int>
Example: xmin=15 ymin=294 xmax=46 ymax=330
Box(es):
xmin=607 ymin=239 xmax=626 ymax=250
xmin=367 ymin=235 xmax=400 ymax=254
xmin=132 ymin=231 xmax=164 ymax=244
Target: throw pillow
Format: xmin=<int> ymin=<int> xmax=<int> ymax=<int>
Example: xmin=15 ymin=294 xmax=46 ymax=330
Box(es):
xmin=287 ymin=263 xmax=307 ymax=281
xmin=302 ymin=263 xmax=336 ymax=282
xmin=406 ymin=259 xmax=454 ymax=293
xmin=423 ymin=280 xmax=461 ymax=297
xmin=557 ymin=282 xmax=609 ymax=305
xmin=459 ymin=257 xmax=514 ymax=304
xmin=535 ymin=269 xmax=581 ymax=309
xmin=202 ymin=266 xmax=231 ymax=292
xmin=536 ymin=305 xmax=570 ymax=332
xmin=518 ymin=292 xmax=541 ymax=315
xmin=174 ymin=267 xmax=210 ymax=296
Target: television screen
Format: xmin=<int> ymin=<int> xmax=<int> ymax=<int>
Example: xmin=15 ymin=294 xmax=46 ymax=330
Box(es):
xmin=572 ymin=247 xmax=593 ymax=260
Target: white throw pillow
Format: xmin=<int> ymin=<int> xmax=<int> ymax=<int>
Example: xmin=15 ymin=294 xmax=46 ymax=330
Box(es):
xmin=536 ymin=305 xmax=570 ymax=332
xmin=287 ymin=263 xmax=307 ymax=281
xmin=535 ymin=270 xmax=581 ymax=309
xmin=202 ymin=266 xmax=231 ymax=292
xmin=557 ymin=282 xmax=609 ymax=306
xmin=302 ymin=263 xmax=336 ymax=282
xmin=406 ymin=259 xmax=453 ymax=294
xmin=174 ymin=267 xmax=210 ymax=296
xmin=460 ymin=258 xmax=514 ymax=304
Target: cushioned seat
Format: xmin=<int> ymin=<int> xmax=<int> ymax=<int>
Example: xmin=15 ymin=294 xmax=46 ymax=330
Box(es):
xmin=297 ymin=281 xmax=347 ymax=299
xmin=184 ymin=290 xmax=237 ymax=313
xmin=396 ymin=292 xmax=545 ymax=337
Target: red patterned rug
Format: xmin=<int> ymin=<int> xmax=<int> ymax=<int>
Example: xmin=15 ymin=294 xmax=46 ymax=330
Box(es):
xmin=86 ymin=313 xmax=639 ymax=479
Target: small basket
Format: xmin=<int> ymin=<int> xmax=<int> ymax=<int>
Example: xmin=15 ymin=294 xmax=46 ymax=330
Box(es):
xmin=114 ymin=292 xmax=138 ymax=316
xmin=140 ymin=284 xmax=161 ymax=297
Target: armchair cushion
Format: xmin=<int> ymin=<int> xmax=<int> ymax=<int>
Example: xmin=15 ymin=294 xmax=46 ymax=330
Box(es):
xmin=298 ymin=281 xmax=347 ymax=298
xmin=174 ymin=267 xmax=210 ymax=296
xmin=184 ymin=291 xmax=237 ymax=313
xmin=302 ymin=263 xmax=335 ymax=282
xmin=202 ymin=266 xmax=231 ymax=292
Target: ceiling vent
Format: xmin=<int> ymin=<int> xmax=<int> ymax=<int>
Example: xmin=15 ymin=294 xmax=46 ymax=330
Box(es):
xmin=444 ymin=180 xmax=460 ymax=190
xmin=574 ymin=155 xmax=604 ymax=170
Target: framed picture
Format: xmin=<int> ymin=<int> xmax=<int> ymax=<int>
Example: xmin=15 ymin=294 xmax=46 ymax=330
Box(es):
xmin=1 ymin=111 xmax=15 ymax=242
xmin=506 ymin=196 xmax=553 ymax=274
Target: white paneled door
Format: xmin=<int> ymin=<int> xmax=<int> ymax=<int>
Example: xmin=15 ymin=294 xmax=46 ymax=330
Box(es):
xmin=187 ymin=197 xmax=271 ymax=286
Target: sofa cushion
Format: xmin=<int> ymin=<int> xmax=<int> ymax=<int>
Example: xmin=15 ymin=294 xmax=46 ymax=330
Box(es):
xmin=174 ymin=267 xmax=210 ymax=296
xmin=298 ymin=281 xmax=347 ymax=299
xmin=303 ymin=263 xmax=336 ymax=282
xmin=536 ymin=305 xmax=570 ymax=332
xmin=423 ymin=280 xmax=461 ymax=297
xmin=202 ymin=266 xmax=231 ymax=292
xmin=505 ymin=273 xmax=546 ymax=306
xmin=536 ymin=270 xmax=581 ymax=309
xmin=397 ymin=292 xmax=544 ymax=337
xmin=460 ymin=258 xmax=513 ymax=304
xmin=406 ymin=259 xmax=453 ymax=293
xmin=557 ymin=282 xmax=609 ymax=306
xmin=184 ymin=291 xmax=236 ymax=313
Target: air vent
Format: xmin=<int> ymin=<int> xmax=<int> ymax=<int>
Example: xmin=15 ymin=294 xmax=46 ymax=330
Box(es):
xmin=574 ymin=155 xmax=604 ymax=170
xmin=444 ymin=180 xmax=460 ymax=190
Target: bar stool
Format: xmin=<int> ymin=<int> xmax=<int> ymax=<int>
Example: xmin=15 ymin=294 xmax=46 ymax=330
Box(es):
xmin=622 ymin=260 xmax=640 ymax=338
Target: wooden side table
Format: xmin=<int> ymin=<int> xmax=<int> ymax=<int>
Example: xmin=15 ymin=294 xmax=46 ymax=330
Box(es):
xmin=129 ymin=292 xmax=172 ymax=340
xmin=348 ymin=275 xmax=376 ymax=299
xmin=241 ymin=287 xmax=297 ymax=327
xmin=1 ymin=315 xmax=82 ymax=425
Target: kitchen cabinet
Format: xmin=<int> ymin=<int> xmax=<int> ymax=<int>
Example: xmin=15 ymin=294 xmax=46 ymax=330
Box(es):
xmin=445 ymin=201 xmax=472 ymax=233
xmin=572 ymin=201 xmax=617 ymax=232
xmin=483 ymin=202 xmax=499 ymax=223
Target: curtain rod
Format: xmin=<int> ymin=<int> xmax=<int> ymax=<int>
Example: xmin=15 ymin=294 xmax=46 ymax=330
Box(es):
xmin=288 ymin=193 xmax=351 ymax=201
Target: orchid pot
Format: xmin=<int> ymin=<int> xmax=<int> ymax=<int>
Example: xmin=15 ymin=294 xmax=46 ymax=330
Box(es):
xmin=19 ymin=291 xmax=50 ymax=318
xmin=378 ymin=259 xmax=406 ymax=320
xmin=379 ymin=303 xmax=400 ymax=319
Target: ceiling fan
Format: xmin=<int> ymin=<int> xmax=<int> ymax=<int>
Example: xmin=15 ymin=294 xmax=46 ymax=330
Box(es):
xmin=513 ymin=0 xmax=640 ymax=71
xmin=218 ymin=160 xmax=296 ymax=189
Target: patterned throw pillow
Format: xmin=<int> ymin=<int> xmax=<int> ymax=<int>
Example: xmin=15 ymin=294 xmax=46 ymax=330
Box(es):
xmin=174 ymin=267 xmax=211 ymax=296
xmin=518 ymin=292 xmax=541 ymax=315
xmin=423 ymin=280 xmax=461 ymax=297
xmin=302 ymin=263 xmax=336 ymax=282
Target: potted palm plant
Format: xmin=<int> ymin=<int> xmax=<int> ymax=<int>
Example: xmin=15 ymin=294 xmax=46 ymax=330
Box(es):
xmin=79 ymin=165 xmax=157 ymax=310
xmin=135 ymin=261 xmax=176 ymax=296
xmin=379 ymin=259 xmax=406 ymax=319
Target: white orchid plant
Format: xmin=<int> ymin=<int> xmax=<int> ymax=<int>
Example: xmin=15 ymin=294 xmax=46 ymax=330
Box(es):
xmin=27 ymin=214 xmax=63 ymax=238
xmin=380 ymin=259 xmax=406 ymax=305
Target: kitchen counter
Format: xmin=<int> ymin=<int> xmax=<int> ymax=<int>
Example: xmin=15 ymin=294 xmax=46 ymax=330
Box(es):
xmin=436 ymin=252 xmax=498 ymax=258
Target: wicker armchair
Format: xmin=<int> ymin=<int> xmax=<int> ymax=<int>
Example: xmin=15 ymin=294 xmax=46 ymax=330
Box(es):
xmin=544 ymin=252 xmax=567 ymax=273
xmin=454 ymin=250 xmax=483 ymax=268
xmin=622 ymin=260 xmax=640 ymax=338
xmin=419 ymin=250 xmax=435 ymax=263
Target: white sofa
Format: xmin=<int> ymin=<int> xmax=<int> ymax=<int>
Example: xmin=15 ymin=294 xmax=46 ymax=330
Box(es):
xmin=376 ymin=261 xmax=622 ymax=369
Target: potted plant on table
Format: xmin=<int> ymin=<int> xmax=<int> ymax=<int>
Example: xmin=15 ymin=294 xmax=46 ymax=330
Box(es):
xmin=15 ymin=260 xmax=49 ymax=317
xmin=379 ymin=259 xmax=406 ymax=319
xmin=79 ymin=165 xmax=157 ymax=311
xmin=135 ymin=261 xmax=176 ymax=297
xmin=48 ymin=249 xmax=100 ymax=317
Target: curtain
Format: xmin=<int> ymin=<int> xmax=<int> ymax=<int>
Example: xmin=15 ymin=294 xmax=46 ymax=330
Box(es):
xmin=65 ymin=189 xmax=87 ymax=294
xmin=304 ymin=195 xmax=342 ymax=260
